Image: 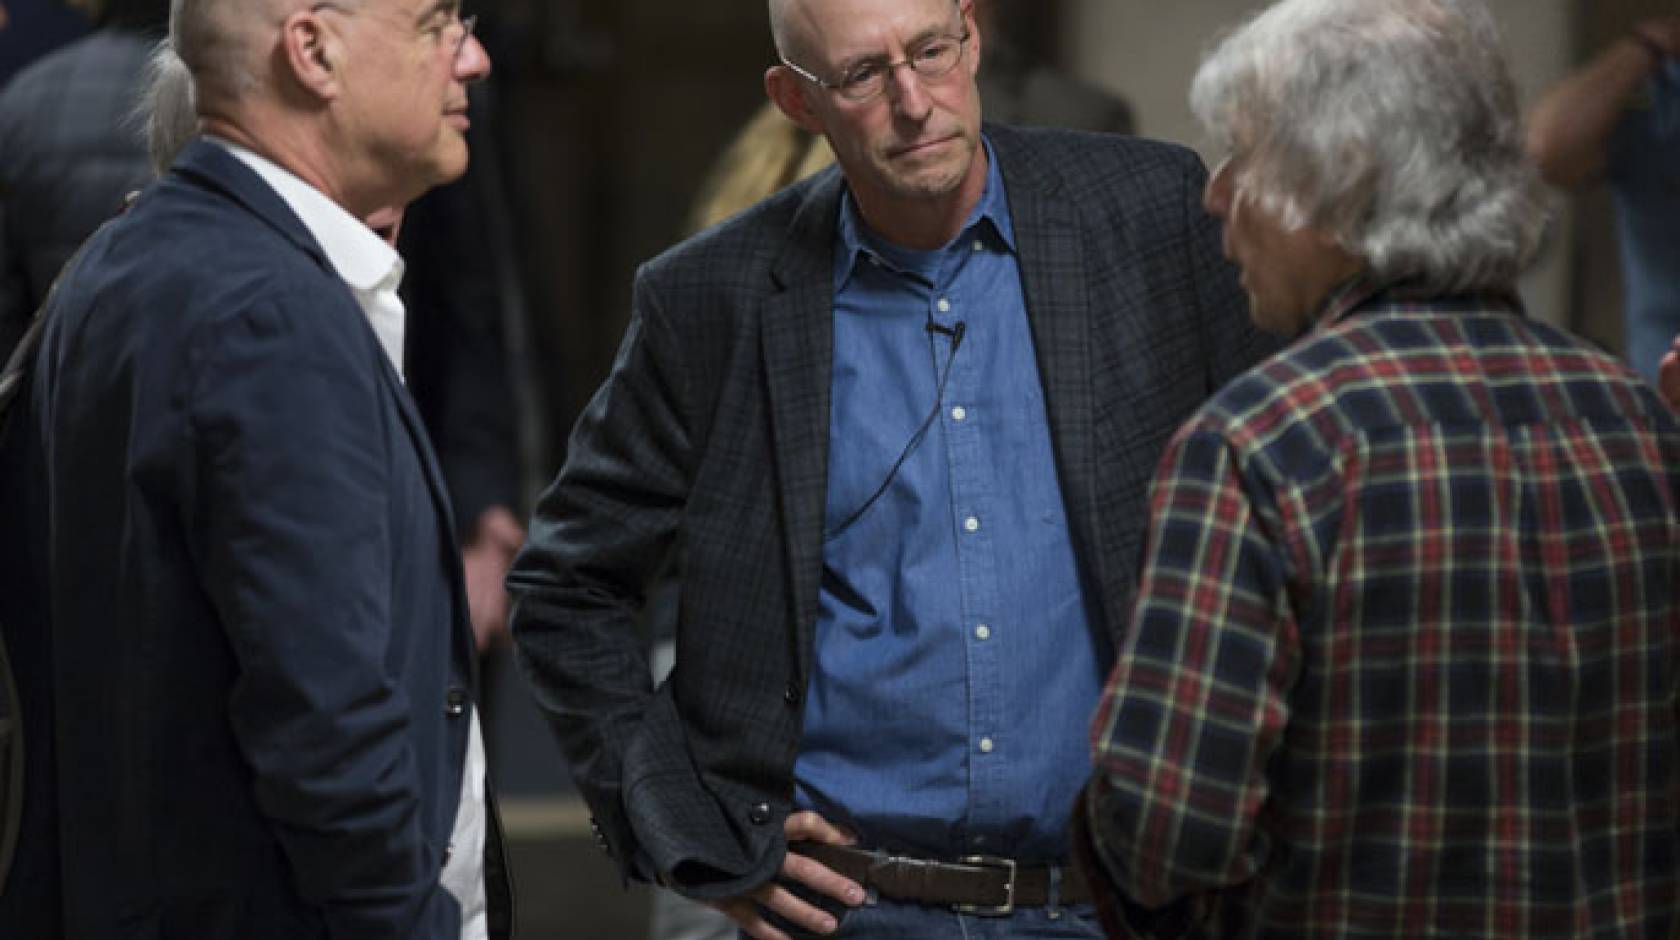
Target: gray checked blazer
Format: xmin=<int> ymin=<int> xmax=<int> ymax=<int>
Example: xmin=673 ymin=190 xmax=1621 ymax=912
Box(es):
xmin=508 ymin=123 xmax=1277 ymax=900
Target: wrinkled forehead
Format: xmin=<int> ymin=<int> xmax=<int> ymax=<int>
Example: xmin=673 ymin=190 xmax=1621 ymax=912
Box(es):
xmin=789 ymin=0 xmax=962 ymax=66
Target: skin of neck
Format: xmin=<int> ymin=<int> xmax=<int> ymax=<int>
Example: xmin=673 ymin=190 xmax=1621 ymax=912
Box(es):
xmin=845 ymin=138 xmax=990 ymax=251
xmin=199 ymin=100 xmax=405 ymax=222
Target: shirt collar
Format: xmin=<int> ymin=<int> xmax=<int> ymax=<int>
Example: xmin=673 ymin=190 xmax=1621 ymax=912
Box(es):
xmin=1312 ymin=275 xmax=1525 ymax=333
xmin=833 ymin=134 xmax=1015 ymax=292
xmin=207 ymin=135 xmax=404 ymax=293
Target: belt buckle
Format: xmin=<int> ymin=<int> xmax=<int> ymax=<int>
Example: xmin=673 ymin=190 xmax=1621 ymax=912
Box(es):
xmin=953 ymin=854 xmax=1016 ymax=916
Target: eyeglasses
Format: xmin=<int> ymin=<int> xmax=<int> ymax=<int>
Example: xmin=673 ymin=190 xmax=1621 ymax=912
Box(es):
xmin=449 ymin=13 xmax=478 ymax=61
xmin=781 ymin=25 xmax=971 ymax=103
xmin=311 ymin=2 xmax=478 ymax=63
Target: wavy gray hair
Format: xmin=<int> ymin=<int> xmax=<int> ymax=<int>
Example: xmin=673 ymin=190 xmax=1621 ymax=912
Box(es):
xmin=140 ymin=37 xmax=199 ymax=175
xmin=1190 ymin=0 xmax=1547 ymax=292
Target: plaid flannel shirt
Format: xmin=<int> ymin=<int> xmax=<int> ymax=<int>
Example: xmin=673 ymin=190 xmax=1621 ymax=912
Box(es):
xmin=1086 ymin=282 xmax=1680 ymax=937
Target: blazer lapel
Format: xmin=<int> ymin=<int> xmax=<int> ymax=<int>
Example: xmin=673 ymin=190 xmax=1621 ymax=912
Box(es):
xmin=990 ymin=128 xmax=1105 ymax=633
xmin=761 ymin=170 xmax=843 ymax=684
xmin=376 ymin=356 xmax=478 ymax=679
xmin=180 ymin=140 xmax=476 ymax=676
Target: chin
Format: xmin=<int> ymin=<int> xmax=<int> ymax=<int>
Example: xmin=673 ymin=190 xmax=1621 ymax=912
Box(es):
xmin=887 ymin=163 xmax=967 ymax=200
xmin=430 ymin=149 xmax=470 ymax=188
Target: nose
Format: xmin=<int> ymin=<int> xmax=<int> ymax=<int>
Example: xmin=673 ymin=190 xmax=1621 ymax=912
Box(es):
xmin=885 ymin=62 xmax=932 ymax=121
xmin=455 ymin=32 xmax=492 ymax=82
xmin=1203 ymin=155 xmax=1233 ymax=218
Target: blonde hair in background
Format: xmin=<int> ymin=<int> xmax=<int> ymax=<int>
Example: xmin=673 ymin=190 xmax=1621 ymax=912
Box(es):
xmin=687 ymin=102 xmax=834 ymax=235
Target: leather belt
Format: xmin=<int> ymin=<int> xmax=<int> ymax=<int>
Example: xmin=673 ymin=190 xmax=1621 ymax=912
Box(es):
xmin=789 ymin=842 xmax=1089 ymax=916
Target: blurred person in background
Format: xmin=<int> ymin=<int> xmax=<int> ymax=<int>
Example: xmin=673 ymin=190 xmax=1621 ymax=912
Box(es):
xmin=1079 ymin=0 xmax=1680 ymax=935
xmin=0 ymin=0 xmax=165 ymax=360
xmin=0 ymin=0 xmax=89 ymax=85
xmin=1528 ymin=15 xmax=1679 ymax=385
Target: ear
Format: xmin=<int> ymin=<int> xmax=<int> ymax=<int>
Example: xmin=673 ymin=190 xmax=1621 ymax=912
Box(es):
xmin=961 ymin=0 xmax=983 ymax=76
xmin=280 ymin=9 xmax=342 ymax=100
xmin=765 ymin=65 xmax=824 ymax=134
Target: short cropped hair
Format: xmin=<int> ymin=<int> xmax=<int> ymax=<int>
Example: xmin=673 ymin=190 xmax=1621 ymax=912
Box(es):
xmin=1190 ymin=0 xmax=1547 ymax=292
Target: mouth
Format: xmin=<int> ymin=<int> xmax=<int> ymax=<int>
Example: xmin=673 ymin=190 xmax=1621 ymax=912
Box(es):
xmin=888 ymin=134 xmax=956 ymax=159
xmin=444 ymin=105 xmax=471 ymax=132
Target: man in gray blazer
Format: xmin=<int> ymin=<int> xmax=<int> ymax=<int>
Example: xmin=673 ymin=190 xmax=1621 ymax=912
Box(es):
xmin=508 ymin=0 xmax=1272 ymax=936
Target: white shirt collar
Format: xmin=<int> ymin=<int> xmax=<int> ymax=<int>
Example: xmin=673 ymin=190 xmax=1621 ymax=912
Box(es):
xmin=207 ymin=136 xmax=403 ymax=291
xmin=208 ymin=136 xmax=408 ymax=377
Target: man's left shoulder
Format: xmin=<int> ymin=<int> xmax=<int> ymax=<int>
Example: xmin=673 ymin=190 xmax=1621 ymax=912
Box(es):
xmin=989 ymin=124 xmax=1205 ymax=196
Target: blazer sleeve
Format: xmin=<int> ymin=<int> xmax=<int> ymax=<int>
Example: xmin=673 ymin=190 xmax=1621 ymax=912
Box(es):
xmin=507 ymin=265 xmax=692 ymax=885
xmin=187 ymin=294 xmax=458 ymax=939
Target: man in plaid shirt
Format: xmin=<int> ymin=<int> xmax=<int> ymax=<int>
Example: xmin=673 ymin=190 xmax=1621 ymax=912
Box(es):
xmin=1076 ymin=0 xmax=1680 ymax=936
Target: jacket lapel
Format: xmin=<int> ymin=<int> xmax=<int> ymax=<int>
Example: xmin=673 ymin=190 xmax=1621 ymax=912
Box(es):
xmin=178 ymin=139 xmax=475 ymax=676
xmin=989 ymin=128 xmax=1105 ymax=635
xmin=761 ymin=169 xmax=844 ymax=684
xmin=375 ymin=353 xmax=477 ymax=680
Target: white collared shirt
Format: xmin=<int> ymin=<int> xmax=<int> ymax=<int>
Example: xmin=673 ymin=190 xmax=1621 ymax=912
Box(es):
xmin=210 ymin=135 xmax=408 ymax=379
xmin=208 ymin=137 xmax=489 ymax=940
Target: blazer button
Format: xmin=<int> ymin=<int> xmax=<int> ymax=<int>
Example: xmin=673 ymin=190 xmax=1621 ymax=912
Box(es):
xmin=445 ymin=687 xmax=467 ymax=718
xmin=748 ymin=802 xmax=772 ymax=825
xmin=783 ymin=684 xmax=800 ymax=707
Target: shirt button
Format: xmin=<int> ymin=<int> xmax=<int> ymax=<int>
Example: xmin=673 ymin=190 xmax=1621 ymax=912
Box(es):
xmin=979 ymin=737 xmax=994 ymax=754
xmin=937 ymin=298 xmax=951 ymax=313
xmin=783 ymin=684 xmax=801 ymax=707
xmin=975 ymin=624 xmax=991 ymax=640
xmin=748 ymin=802 xmax=773 ymax=825
xmin=444 ymin=687 xmax=467 ymax=718
xmin=950 ymin=406 xmax=967 ymax=421
xmin=964 ymin=516 xmax=980 ymax=533
xmin=972 ymin=240 xmax=984 ymax=252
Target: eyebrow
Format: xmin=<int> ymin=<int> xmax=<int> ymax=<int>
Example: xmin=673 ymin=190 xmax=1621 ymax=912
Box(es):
xmin=414 ymin=0 xmax=458 ymax=25
xmin=834 ymin=23 xmax=950 ymax=74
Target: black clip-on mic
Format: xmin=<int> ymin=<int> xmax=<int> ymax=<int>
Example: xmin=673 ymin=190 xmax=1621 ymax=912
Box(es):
xmin=826 ymin=318 xmax=968 ymax=540
xmin=926 ymin=318 xmax=966 ymax=351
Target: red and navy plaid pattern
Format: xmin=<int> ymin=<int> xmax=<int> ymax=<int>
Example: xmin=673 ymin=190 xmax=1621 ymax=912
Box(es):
xmin=1086 ymin=282 xmax=1680 ymax=937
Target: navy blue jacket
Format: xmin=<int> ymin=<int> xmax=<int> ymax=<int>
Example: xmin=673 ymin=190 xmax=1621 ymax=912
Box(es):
xmin=0 ymin=140 xmax=502 ymax=938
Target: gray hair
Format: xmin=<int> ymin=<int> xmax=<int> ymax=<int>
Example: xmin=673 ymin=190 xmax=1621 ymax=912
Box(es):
xmin=1190 ymin=0 xmax=1547 ymax=292
xmin=140 ymin=37 xmax=199 ymax=175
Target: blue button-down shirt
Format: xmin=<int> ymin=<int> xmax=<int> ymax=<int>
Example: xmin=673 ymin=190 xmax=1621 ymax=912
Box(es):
xmin=793 ymin=139 xmax=1104 ymax=861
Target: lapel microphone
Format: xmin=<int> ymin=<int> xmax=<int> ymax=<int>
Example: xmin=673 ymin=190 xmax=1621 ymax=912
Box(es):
xmin=926 ymin=318 xmax=967 ymax=352
xmin=827 ymin=317 xmax=967 ymax=540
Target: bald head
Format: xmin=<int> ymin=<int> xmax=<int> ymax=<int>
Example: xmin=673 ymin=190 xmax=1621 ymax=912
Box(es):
xmin=767 ymin=0 xmax=816 ymax=65
xmin=169 ymin=0 xmax=332 ymax=105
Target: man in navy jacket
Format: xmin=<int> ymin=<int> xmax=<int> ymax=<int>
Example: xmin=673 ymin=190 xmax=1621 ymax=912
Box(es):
xmin=0 ymin=0 xmax=510 ymax=935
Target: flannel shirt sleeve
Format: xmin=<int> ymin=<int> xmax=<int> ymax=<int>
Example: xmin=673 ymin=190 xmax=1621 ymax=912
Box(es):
xmin=1085 ymin=420 xmax=1303 ymax=921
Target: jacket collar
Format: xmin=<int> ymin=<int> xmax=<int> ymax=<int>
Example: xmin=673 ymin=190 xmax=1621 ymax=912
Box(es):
xmin=762 ymin=123 xmax=1109 ymax=673
xmin=170 ymin=138 xmax=336 ymax=275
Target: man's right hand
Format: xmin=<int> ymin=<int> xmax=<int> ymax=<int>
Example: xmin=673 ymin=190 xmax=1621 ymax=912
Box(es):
xmin=705 ymin=811 xmax=866 ymax=940
xmin=1658 ymin=333 xmax=1680 ymax=410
